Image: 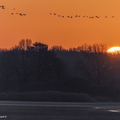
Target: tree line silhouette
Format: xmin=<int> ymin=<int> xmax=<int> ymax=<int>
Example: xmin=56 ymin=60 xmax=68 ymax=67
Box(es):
xmin=0 ymin=40 xmax=120 ymax=99
xmin=50 ymin=43 xmax=120 ymax=98
xmin=0 ymin=39 xmax=66 ymax=92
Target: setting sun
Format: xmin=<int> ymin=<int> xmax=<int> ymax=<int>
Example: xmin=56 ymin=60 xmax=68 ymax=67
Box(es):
xmin=107 ymin=47 xmax=120 ymax=53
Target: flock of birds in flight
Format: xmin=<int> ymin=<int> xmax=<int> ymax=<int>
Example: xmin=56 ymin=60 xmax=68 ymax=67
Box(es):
xmin=0 ymin=5 xmax=115 ymax=18
xmin=49 ymin=13 xmax=115 ymax=19
xmin=0 ymin=5 xmax=27 ymax=16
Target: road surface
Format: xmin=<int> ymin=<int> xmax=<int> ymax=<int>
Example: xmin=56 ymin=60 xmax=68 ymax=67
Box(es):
xmin=0 ymin=101 xmax=120 ymax=120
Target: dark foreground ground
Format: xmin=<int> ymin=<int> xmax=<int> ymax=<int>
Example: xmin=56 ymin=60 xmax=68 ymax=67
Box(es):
xmin=0 ymin=101 xmax=120 ymax=120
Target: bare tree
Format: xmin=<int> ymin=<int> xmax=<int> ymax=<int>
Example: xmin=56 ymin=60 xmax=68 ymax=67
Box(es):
xmin=50 ymin=46 xmax=67 ymax=51
xmin=12 ymin=39 xmax=32 ymax=50
xmin=69 ymin=43 xmax=108 ymax=53
xmin=75 ymin=44 xmax=115 ymax=86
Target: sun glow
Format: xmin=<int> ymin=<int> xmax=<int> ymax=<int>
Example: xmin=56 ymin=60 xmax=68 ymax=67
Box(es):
xmin=107 ymin=47 xmax=120 ymax=53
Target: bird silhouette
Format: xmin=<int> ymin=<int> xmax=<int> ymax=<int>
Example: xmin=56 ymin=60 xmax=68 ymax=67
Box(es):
xmin=95 ymin=16 xmax=99 ymax=18
xmin=19 ymin=13 xmax=23 ymax=16
xmin=2 ymin=6 xmax=5 ymax=9
xmin=49 ymin=13 xmax=115 ymax=20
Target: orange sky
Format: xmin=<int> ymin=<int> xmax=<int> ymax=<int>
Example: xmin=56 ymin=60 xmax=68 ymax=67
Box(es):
xmin=0 ymin=0 xmax=120 ymax=49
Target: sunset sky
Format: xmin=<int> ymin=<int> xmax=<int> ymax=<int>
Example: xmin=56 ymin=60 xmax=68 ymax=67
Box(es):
xmin=0 ymin=0 xmax=120 ymax=49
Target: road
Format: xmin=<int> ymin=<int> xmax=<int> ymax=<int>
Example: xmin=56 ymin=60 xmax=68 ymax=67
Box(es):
xmin=0 ymin=101 xmax=120 ymax=120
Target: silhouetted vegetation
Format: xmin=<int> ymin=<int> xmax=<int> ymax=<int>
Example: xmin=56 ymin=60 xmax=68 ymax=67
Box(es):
xmin=0 ymin=39 xmax=66 ymax=92
xmin=0 ymin=41 xmax=120 ymax=101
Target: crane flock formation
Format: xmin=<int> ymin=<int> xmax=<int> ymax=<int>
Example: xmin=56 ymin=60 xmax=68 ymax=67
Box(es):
xmin=0 ymin=5 xmax=27 ymax=16
xmin=49 ymin=13 xmax=115 ymax=19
